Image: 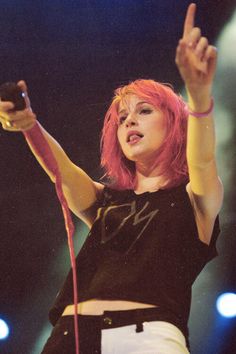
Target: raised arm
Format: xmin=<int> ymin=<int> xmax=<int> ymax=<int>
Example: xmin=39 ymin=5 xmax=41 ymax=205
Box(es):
xmin=0 ymin=81 xmax=103 ymax=228
xmin=175 ymin=3 xmax=223 ymax=244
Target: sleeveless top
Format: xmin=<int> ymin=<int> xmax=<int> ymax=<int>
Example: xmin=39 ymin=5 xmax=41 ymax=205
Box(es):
xmin=49 ymin=184 xmax=220 ymax=340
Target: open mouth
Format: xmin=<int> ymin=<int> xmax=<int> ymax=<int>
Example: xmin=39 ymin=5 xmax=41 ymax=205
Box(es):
xmin=127 ymin=133 xmax=144 ymax=143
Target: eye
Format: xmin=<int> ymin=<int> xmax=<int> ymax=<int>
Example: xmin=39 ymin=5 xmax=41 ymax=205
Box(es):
xmin=119 ymin=115 xmax=127 ymax=124
xmin=140 ymin=108 xmax=152 ymax=114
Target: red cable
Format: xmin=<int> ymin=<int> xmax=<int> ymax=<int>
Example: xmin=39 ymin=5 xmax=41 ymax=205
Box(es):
xmin=23 ymin=122 xmax=80 ymax=354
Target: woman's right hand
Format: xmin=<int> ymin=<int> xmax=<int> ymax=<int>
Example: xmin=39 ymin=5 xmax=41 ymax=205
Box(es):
xmin=0 ymin=80 xmax=36 ymax=132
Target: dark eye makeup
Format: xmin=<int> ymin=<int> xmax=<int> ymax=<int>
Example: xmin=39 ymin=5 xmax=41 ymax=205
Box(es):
xmin=119 ymin=115 xmax=127 ymax=124
xmin=139 ymin=108 xmax=153 ymax=114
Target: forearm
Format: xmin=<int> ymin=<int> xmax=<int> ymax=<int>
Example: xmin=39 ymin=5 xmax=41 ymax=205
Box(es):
xmin=24 ymin=121 xmax=72 ymax=183
xmin=186 ymin=90 xmax=216 ymax=167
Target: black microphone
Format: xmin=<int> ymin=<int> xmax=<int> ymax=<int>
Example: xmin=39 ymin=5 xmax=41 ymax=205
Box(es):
xmin=0 ymin=82 xmax=26 ymax=111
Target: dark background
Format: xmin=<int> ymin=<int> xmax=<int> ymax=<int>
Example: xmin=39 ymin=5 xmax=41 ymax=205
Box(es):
xmin=0 ymin=1 xmax=236 ymax=353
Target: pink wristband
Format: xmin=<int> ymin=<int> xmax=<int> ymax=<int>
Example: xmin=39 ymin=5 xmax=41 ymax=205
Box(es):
xmin=188 ymin=97 xmax=214 ymax=118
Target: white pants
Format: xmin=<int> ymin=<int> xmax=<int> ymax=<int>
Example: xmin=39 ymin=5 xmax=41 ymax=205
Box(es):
xmin=102 ymin=321 xmax=190 ymax=354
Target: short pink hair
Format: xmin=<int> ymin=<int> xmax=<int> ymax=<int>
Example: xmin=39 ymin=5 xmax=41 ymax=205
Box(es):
xmin=101 ymin=79 xmax=189 ymax=190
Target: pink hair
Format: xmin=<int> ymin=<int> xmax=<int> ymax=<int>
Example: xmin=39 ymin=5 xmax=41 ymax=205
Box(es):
xmin=100 ymin=79 xmax=189 ymax=190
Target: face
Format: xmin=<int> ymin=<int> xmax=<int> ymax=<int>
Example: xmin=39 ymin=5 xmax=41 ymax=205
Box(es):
xmin=117 ymin=95 xmax=167 ymax=165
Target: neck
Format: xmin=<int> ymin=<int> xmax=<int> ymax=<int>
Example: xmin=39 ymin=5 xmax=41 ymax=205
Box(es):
xmin=134 ymin=162 xmax=168 ymax=194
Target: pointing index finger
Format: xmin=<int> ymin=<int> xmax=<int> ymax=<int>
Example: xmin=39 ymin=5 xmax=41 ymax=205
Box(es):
xmin=183 ymin=3 xmax=196 ymax=39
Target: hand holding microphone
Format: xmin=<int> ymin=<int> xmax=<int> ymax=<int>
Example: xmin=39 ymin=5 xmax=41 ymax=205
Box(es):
xmin=0 ymin=81 xmax=36 ymax=131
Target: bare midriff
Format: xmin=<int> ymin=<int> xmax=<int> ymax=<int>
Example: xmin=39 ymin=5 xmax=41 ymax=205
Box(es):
xmin=62 ymin=300 xmax=157 ymax=316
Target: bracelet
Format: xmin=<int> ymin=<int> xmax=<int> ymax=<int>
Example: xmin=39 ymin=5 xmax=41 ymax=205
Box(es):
xmin=188 ymin=97 xmax=214 ymax=118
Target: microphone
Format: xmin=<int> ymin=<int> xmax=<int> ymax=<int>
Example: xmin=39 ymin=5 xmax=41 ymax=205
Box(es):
xmin=0 ymin=82 xmax=26 ymax=111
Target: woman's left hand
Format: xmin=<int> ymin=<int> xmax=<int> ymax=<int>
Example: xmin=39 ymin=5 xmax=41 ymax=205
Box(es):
xmin=175 ymin=3 xmax=217 ymax=98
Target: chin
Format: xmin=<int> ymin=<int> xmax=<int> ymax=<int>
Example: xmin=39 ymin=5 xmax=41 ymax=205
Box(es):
xmin=124 ymin=151 xmax=153 ymax=163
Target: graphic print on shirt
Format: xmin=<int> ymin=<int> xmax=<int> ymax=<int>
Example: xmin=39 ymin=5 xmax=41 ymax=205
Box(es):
xmin=96 ymin=200 xmax=159 ymax=253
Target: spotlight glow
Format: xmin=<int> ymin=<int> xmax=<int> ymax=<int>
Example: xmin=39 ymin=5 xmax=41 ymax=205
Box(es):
xmin=0 ymin=319 xmax=10 ymax=340
xmin=216 ymin=293 xmax=236 ymax=318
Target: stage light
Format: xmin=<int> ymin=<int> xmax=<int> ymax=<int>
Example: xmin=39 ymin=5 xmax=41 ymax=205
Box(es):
xmin=0 ymin=319 xmax=10 ymax=340
xmin=216 ymin=293 xmax=236 ymax=318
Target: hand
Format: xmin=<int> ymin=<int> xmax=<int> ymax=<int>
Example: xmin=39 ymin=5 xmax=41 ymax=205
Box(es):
xmin=175 ymin=3 xmax=217 ymax=97
xmin=0 ymin=80 xmax=36 ymax=132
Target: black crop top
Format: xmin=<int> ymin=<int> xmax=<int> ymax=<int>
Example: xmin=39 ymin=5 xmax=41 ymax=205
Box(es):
xmin=49 ymin=184 xmax=220 ymax=339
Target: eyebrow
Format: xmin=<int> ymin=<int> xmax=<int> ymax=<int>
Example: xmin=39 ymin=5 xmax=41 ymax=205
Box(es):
xmin=118 ymin=101 xmax=150 ymax=115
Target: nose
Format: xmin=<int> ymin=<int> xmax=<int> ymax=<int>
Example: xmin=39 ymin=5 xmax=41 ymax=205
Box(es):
xmin=125 ymin=113 xmax=137 ymax=127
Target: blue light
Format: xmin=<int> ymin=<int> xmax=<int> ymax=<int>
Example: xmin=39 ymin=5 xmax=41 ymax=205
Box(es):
xmin=216 ymin=293 xmax=236 ymax=318
xmin=0 ymin=319 xmax=10 ymax=340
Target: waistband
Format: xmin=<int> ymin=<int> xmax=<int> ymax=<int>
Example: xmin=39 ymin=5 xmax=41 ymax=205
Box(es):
xmin=101 ymin=307 xmax=163 ymax=330
xmin=59 ymin=308 xmax=190 ymax=350
xmin=61 ymin=306 xmax=188 ymax=339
